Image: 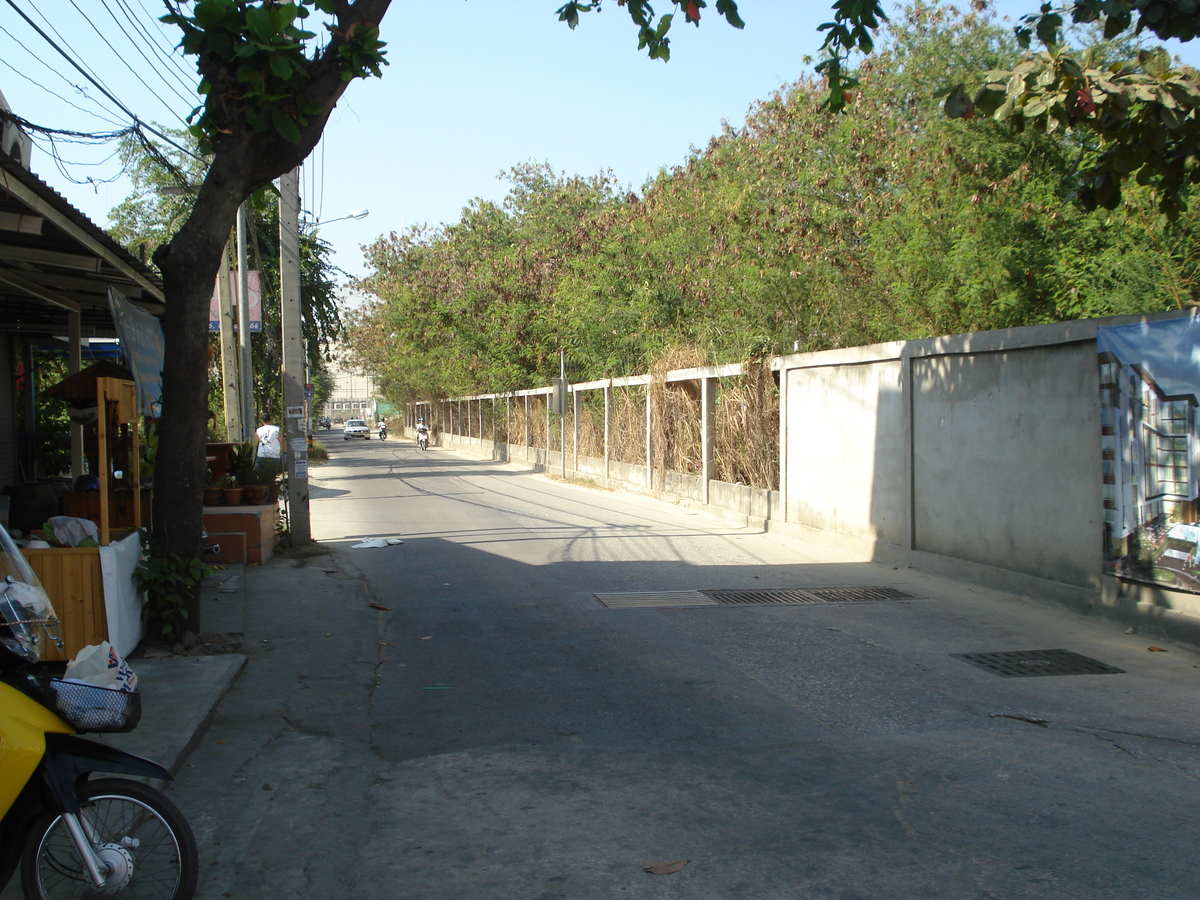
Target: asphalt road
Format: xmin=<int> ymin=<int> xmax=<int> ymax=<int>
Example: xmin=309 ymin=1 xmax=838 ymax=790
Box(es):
xmin=170 ymin=434 xmax=1200 ymax=899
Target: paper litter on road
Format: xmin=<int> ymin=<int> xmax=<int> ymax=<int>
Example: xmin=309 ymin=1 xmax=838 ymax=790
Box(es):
xmin=352 ymin=538 xmax=405 ymax=549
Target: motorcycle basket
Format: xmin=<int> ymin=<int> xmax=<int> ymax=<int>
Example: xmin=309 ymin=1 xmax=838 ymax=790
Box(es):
xmin=48 ymin=679 xmax=142 ymax=733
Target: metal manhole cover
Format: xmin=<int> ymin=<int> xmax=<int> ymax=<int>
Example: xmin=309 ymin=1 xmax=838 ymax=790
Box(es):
xmin=702 ymin=589 xmax=825 ymax=605
xmin=593 ymin=591 xmax=719 ymax=609
xmin=952 ymin=649 xmax=1125 ymax=678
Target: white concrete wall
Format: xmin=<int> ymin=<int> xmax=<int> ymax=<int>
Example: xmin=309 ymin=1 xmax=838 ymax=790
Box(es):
xmin=784 ymin=349 xmax=906 ymax=550
xmin=910 ymin=342 xmax=1102 ymax=588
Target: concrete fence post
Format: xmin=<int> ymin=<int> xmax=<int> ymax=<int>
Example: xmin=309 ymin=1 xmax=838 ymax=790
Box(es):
xmin=604 ymin=383 xmax=611 ymax=486
xmin=702 ymin=375 xmax=716 ymax=506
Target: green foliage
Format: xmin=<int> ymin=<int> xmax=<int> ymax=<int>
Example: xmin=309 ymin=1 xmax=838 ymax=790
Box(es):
xmin=226 ymin=442 xmax=258 ymax=486
xmin=161 ymin=0 xmax=387 ymax=152
xmin=32 ymin=354 xmax=72 ymax=478
xmin=133 ymin=549 xmax=211 ymax=641
xmin=557 ymin=1 xmax=744 ymax=61
xmin=970 ymin=45 xmax=1200 ymax=216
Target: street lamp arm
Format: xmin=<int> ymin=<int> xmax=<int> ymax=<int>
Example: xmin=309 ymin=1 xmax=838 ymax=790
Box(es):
xmin=305 ymin=208 xmax=369 ymax=227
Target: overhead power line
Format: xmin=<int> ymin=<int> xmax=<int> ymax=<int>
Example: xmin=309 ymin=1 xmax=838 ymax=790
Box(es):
xmin=5 ymin=0 xmax=202 ymax=162
xmin=82 ymin=0 xmax=197 ymax=120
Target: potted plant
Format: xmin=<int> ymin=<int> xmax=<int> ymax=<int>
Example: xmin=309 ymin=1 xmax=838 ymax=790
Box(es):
xmin=241 ymin=469 xmax=270 ymax=505
xmin=227 ymin=442 xmax=257 ymax=488
xmin=220 ymin=474 xmax=243 ymax=506
xmin=204 ymin=473 xmax=225 ymax=507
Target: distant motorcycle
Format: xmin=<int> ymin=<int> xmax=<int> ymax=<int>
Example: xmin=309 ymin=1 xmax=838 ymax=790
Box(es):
xmin=416 ymin=428 xmax=429 ymax=451
xmin=378 ymin=423 xmax=388 ymax=441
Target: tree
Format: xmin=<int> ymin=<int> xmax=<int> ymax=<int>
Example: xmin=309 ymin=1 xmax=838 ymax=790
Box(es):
xmin=149 ymin=1 xmax=389 ymax=628
xmin=785 ymin=0 xmax=1200 ymax=215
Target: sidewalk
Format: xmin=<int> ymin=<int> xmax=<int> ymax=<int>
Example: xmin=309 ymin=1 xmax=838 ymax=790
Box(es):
xmin=103 ymin=563 xmax=248 ymax=776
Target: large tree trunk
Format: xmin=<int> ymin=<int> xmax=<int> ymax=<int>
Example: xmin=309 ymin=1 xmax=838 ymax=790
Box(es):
xmin=152 ymin=165 xmax=246 ymax=629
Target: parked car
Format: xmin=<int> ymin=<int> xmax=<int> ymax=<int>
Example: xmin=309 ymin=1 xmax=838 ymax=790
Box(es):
xmin=343 ymin=418 xmax=370 ymax=440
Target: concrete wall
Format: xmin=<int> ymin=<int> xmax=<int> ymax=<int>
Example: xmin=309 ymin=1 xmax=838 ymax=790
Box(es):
xmin=909 ymin=342 xmax=1101 ymax=589
xmin=784 ymin=348 xmax=906 ymax=550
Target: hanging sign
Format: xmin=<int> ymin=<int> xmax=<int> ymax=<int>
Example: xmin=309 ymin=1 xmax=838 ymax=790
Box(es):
xmin=208 ymin=270 xmax=262 ymax=332
xmin=107 ymin=287 xmax=164 ymax=417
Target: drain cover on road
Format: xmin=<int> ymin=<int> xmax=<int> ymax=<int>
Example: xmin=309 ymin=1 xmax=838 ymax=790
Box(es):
xmin=703 ymin=588 xmax=825 ymax=605
xmin=593 ymin=586 xmax=916 ymax=608
xmin=951 ymin=649 xmax=1125 ymax=678
xmin=593 ymin=591 xmax=719 ymax=609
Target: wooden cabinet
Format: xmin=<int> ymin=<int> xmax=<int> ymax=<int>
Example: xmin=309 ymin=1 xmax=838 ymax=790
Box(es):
xmin=24 ymin=546 xmax=107 ymax=660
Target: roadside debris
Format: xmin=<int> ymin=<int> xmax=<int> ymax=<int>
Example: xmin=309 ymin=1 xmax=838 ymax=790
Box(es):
xmin=352 ymin=537 xmax=405 ymax=548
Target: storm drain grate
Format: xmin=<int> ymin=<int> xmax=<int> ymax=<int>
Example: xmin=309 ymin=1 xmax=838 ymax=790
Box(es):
xmin=952 ymin=649 xmax=1125 ymax=678
xmin=702 ymin=588 xmax=825 ymax=606
xmin=593 ymin=586 xmax=916 ymax=608
xmin=592 ymin=591 xmax=719 ymax=609
xmin=800 ymin=586 xmax=916 ymax=604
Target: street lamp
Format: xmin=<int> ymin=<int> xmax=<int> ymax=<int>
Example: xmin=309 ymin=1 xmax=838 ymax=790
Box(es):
xmin=304 ymin=208 xmax=369 ymax=228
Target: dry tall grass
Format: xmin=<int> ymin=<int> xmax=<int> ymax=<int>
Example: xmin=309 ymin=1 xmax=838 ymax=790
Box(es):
xmin=576 ymin=392 xmax=606 ymax=458
xmin=714 ymin=358 xmax=779 ymax=490
xmin=608 ymin=385 xmax=647 ymax=465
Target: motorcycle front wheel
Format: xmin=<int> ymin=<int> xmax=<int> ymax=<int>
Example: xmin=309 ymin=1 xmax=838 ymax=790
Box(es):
xmin=21 ymin=777 xmax=198 ymax=900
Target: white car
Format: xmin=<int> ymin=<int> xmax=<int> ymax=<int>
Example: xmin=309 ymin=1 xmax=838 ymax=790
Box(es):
xmin=343 ymin=418 xmax=370 ymax=440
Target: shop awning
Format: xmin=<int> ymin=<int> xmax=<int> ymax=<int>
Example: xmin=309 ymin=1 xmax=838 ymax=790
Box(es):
xmin=0 ymin=152 xmax=164 ymax=339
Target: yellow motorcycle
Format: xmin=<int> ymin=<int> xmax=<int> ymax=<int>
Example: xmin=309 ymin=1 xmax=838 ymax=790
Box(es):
xmin=0 ymin=526 xmax=197 ymax=899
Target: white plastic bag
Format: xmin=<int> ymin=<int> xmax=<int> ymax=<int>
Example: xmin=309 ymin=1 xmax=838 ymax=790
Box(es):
xmin=64 ymin=641 xmax=139 ymax=692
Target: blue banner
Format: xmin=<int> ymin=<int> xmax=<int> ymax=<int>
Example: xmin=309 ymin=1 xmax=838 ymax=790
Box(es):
xmin=108 ymin=287 xmax=164 ymax=417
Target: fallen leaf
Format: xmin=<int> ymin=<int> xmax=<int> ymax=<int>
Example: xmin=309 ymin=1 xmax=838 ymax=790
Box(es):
xmin=368 ymin=602 xmax=392 ymax=611
xmin=644 ymin=860 xmax=689 ymax=875
xmin=1148 ymin=646 xmax=1168 ymax=652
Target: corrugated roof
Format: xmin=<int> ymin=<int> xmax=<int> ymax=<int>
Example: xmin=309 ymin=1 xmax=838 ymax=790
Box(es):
xmin=0 ymin=151 xmax=165 ymax=339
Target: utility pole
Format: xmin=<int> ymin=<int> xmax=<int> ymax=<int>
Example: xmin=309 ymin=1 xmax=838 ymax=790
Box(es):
xmin=280 ymin=168 xmax=310 ymax=544
xmin=237 ymin=202 xmax=254 ymax=440
xmin=217 ymin=242 xmax=242 ymax=441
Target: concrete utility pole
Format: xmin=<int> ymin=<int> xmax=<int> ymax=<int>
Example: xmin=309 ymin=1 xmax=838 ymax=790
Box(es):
xmin=237 ymin=202 xmax=254 ymax=440
xmin=217 ymin=242 xmax=242 ymax=442
xmin=279 ymin=168 xmax=310 ymax=544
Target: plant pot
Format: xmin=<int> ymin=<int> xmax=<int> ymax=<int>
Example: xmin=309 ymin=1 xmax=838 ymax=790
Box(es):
xmin=221 ymin=487 xmax=244 ymax=506
xmin=203 ymin=487 xmax=224 ymax=506
xmin=268 ymin=483 xmax=281 ymax=504
xmin=242 ymin=484 xmax=269 ymax=505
